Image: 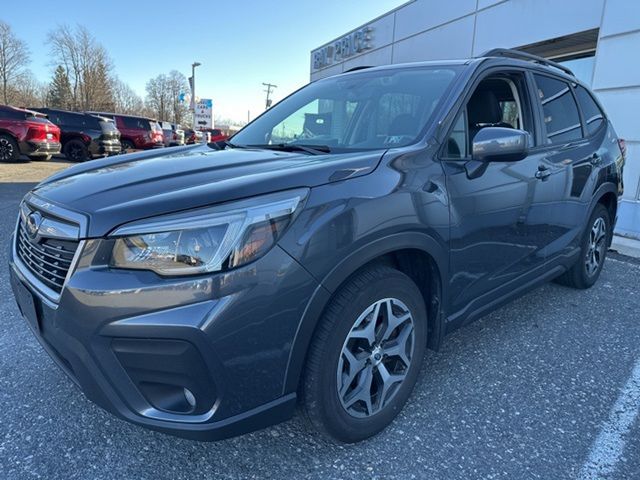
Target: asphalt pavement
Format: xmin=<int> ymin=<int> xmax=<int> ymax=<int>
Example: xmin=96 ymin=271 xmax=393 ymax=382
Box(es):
xmin=1 ymin=176 xmax=639 ymax=480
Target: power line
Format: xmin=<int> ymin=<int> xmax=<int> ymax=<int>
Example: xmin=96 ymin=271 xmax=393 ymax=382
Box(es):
xmin=262 ymin=82 xmax=277 ymax=110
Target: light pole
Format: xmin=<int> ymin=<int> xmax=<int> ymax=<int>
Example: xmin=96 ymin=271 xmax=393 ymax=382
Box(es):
xmin=191 ymin=61 xmax=201 ymax=128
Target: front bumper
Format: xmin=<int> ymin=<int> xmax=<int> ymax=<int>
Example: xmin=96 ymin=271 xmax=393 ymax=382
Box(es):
xmin=10 ymin=236 xmax=318 ymax=440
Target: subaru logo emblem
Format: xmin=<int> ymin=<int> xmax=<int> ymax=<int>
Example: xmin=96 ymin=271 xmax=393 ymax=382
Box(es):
xmin=26 ymin=211 xmax=43 ymax=238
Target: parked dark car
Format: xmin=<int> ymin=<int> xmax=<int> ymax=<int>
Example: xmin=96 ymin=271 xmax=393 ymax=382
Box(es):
xmin=87 ymin=112 xmax=164 ymax=151
xmin=159 ymin=121 xmax=185 ymax=147
xmin=183 ymin=127 xmax=204 ymax=144
xmin=31 ymin=108 xmax=121 ymax=162
xmin=10 ymin=50 xmax=625 ymax=443
xmin=0 ymin=105 xmax=61 ymax=161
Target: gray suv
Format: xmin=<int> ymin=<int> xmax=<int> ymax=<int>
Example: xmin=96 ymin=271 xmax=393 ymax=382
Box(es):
xmin=10 ymin=49 xmax=625 ymax=443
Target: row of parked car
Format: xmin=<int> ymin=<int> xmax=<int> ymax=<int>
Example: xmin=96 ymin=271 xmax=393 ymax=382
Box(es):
xmin=0 ymin=104 xmax=229 ymax=162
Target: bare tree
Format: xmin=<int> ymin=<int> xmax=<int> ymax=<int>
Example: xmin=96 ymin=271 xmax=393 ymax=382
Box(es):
xmin=9 ymin=70 xmax=47 ymax=108
xmin=145 ymin=74 xmax=171 ymax=120
xmin=0 ymin=21 xmax=30 ymax=104
xmin=112 ymin=78 xmax=144 ymax=115
xmin=167 ymin=70 xmax=189 ymax=125
xmin=47 ymin=25 xmax=114 ymax=110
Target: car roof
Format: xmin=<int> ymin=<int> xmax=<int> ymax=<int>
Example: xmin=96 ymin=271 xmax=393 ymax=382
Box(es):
xmin=87 ymin=111 xmax=157 ymax=122
xmin=333 ymin=50 xmax=579 ymax=85
xmin=0 ymin=104 xmax=47 ymax=117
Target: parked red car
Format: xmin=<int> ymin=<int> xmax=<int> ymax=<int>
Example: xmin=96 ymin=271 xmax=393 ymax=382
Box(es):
xmin=87 ymin=112 xmax=163 ymax=151
xmin=200 ymin=128 xmax=228 ymax=143
xmin=0 ymin=105 xmax=61 ymax=161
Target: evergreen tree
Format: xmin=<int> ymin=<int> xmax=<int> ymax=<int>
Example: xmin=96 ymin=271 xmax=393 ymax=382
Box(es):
xmin=48 ymin=65 xmax=72 ymax=109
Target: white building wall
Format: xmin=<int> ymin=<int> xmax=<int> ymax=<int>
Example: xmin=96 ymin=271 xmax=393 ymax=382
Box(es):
xmin=310 ymin=0 xmax=640 ymax=238
xmin=591 ymin=0 xmax=640 ymax=237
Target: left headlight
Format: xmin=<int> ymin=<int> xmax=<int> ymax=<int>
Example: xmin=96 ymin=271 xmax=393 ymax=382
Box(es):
xmin=109 ymin=189 xmax=308 ymax=276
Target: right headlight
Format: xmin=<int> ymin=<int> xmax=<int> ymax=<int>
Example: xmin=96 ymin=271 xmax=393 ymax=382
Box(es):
xmin=109 ymin=189 xmax=308 ymax=276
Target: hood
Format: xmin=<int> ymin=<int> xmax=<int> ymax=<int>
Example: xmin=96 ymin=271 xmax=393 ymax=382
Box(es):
xmin=34 ymin=144 xmax=384 ymax=237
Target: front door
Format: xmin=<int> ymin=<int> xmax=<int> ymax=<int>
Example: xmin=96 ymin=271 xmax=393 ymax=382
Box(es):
xmin=442 ymin=70 xmax=554 ymax=322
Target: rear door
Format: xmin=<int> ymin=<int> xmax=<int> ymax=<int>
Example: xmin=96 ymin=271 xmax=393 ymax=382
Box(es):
xmin=528 ymin=72 xmax=595 ymax=262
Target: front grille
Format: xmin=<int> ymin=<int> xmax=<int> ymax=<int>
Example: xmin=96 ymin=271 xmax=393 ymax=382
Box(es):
xmin=16 ymin=217 xmax=79 ymax=294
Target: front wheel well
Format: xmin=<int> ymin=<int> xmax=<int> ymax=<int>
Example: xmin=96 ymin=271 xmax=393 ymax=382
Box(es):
xmin=373 ymin=249 xmax=443 ymax=350
xmin=597 ymin=191 xmax=617 ymax=224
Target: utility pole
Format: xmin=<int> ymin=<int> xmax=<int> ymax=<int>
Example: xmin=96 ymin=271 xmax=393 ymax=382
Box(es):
xmin=262 ymin=82 xmax=277 ymax=110
xmin=190 ymin=61 xmax=201 ymax=128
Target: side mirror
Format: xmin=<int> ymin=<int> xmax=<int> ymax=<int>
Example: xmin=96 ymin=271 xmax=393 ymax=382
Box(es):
xmin=472 ymin=127 xmax=529 ymax=163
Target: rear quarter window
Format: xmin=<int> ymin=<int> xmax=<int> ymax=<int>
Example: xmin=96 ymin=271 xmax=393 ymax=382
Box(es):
xmin=574 ymin=85 xmax=606 ymax=135
xmin=533 ymin=74 xmax=583 ymax=144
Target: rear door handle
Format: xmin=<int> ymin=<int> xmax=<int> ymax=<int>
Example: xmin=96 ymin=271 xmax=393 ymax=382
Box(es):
xmin=535 ymin=165 xmax=551 ymax=180
xmin=590 ymin=153 xmax=601 ymax=165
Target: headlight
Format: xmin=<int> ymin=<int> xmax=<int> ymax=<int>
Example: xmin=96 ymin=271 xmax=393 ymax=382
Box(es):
xmin=109 ymin=189 xmax=307 ymax=275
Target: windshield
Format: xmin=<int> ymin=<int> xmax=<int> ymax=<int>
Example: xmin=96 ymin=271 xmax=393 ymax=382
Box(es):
xmin=232 ymin=66 xmax=461 ymax=151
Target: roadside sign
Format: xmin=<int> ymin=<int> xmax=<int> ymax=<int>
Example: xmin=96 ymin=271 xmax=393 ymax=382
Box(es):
xmin=195 ymin=99 xmax=214 ymax=129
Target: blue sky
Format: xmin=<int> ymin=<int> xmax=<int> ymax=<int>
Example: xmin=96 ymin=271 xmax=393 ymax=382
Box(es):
xmin=2 ymin=0 xmax=404 ymax=123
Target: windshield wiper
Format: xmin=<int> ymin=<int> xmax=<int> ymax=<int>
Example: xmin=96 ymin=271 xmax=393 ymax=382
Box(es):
xmin=248 ymin=143 xmax=332 ymax=155
xmin=208 ymin=140 xmax=248 ymax=150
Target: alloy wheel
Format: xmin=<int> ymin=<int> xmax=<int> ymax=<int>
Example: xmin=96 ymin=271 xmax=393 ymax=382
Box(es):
xmin=0 ymin=138 xmax=14 ymax=161
xmin=336 ymin=298 xmax=415 ymax=418
xmin=585 ymin=216 xmax=607 ymax=277
xmin=68 ymin=143 xmax=84 ymax=161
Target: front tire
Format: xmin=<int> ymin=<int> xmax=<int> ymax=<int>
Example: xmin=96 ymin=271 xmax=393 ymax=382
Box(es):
xmin=302 ymin=264 xmax=427 ymax=443
xmin=556 ymin=204 xmax=611 ymax=289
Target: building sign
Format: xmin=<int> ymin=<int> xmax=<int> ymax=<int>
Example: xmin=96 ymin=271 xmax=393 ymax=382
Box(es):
xmin=195 ymin=99 xmax=213 ymax=129
xmin=312 ymin=26 xmax=373 ymax=71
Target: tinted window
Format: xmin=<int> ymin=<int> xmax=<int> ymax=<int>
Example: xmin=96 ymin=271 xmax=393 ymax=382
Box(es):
xmin=534 ymin=74 xmax=582 ymax=144
xmin=122 ymin=116 xmax=151 ymax=130
xmin=575 ymin=85 xmax=605 ymax=135
xmin=0 ymin=109 xmax=27 ymax=120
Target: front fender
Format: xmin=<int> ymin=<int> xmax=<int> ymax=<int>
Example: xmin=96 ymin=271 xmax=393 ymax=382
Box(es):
xmin=280 ymin=230 xmax=448 ymax=395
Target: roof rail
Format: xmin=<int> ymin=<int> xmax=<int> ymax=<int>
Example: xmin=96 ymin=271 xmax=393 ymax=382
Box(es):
xmin=479 ymin=48 xmax=575 ymax=77
xmin=344 ymin=65 xmax=374 ymax=73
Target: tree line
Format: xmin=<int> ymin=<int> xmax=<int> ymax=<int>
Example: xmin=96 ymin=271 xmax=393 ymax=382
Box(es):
xmin=0 ymin=21 xmax=191 ymax=125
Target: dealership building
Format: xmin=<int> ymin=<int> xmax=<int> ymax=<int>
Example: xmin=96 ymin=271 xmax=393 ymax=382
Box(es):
xmin=310 ymin=0 xmax=640 ymax=239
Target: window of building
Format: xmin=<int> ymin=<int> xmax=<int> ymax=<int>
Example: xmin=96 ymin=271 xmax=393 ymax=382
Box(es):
xmin=533 ymin=74 xmax=583 ymax=144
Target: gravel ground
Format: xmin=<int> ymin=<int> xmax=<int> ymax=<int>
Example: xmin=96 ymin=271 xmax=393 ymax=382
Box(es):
xmin=0 ymin=175 xmax=639 ymax=480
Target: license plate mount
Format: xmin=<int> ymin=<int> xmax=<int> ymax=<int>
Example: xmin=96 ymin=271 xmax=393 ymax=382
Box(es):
xmin=12 ymin=276 xmax=40 ymax=333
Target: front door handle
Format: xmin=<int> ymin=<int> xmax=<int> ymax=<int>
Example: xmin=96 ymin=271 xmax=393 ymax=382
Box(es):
xmin=535 ymin=165 xmax=551 ymax=180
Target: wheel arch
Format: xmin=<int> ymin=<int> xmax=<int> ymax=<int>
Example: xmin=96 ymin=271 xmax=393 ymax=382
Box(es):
xmin=591 ymin=182 xmax=619 ymax=245
xmin=0 ymin=129 xmax=19 ymax=141
xmin=282 ymin=231 xmax=447 ymax=396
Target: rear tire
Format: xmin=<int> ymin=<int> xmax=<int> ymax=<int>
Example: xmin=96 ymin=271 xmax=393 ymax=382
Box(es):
xmin=556 ymin=204 xmax=611 ymax=289
xmin=63 ymin=139 xmax=89 ymax=162
xmin=121 ymin=139 xmax=135 ymax=153
xmin=302 ymin=264 xmax=427 ymax=443
xmin=0 ymin=134 xmax=20 ymax=162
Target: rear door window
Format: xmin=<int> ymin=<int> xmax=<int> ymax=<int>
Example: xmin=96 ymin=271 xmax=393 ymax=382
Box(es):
xmin=574 ymin=85 xmax=606 ymax=136
xmin=533 ymin=74 xmax=583 ymax=144
xmin=122 ymin=116 xmax=150 ymax=130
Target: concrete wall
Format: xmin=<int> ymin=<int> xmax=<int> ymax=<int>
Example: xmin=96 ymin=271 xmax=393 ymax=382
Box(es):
xmin=310 ymin=0 xmax=640 ymax=238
